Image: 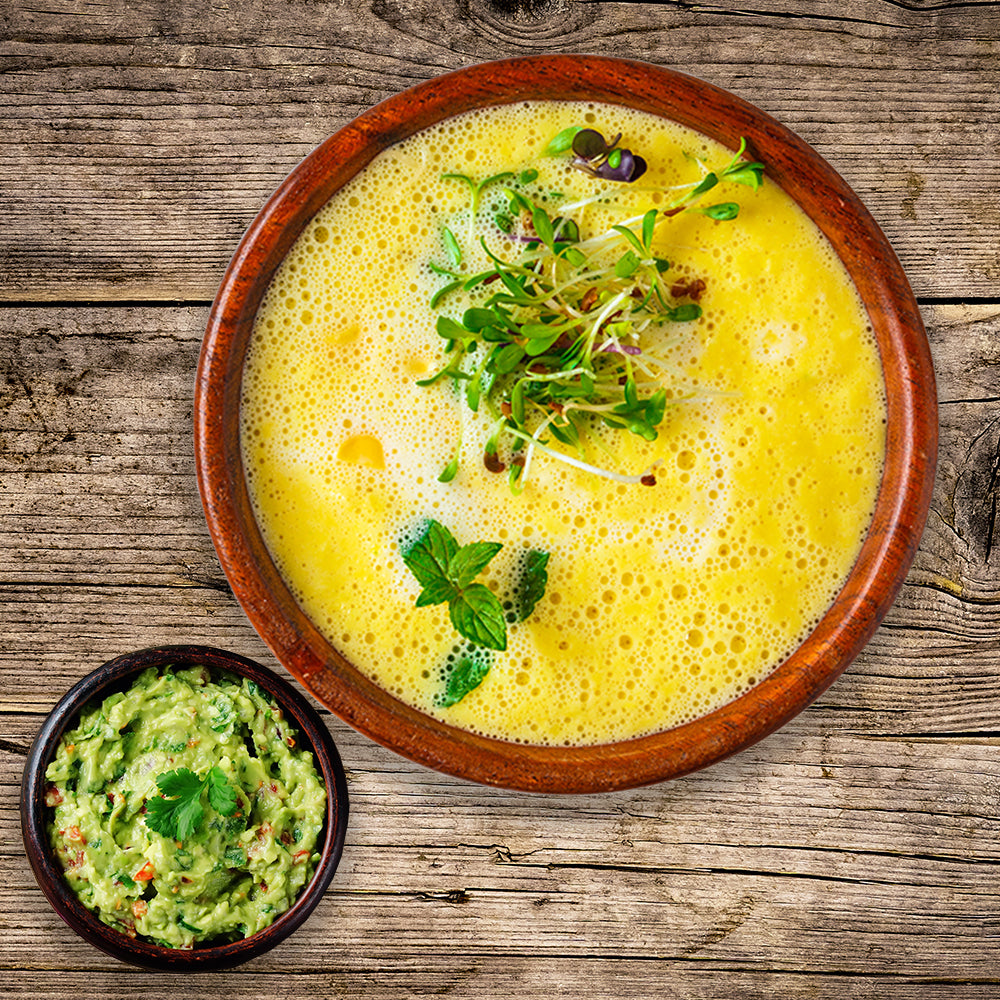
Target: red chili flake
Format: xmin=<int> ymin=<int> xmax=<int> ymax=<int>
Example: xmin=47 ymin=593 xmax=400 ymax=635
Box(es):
xmin=132 ymin=900 xmax=147 ymax=919
xmin=292 ymin=850 xmax=310 ymax=865
xmin=640 ymin=474 xmax=657 ymax=487
xmin=281 ymin=831 xmax=293 ymax=845
xmin=66 ymin=825 xmax=87 ymax=844
xmin=285 ymin=735 xmax=295 ymax=748
xmin=45 ymin=785 xmax=63 ymax=807
xmin=260 ymin=881 xmax=268 ymax=893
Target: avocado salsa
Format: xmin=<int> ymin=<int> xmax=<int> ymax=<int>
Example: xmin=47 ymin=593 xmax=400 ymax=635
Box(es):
xmin=44 ymin=665 xmax=327 ymax=948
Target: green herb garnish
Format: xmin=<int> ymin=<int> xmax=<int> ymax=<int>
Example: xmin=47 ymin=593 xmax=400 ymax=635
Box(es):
xmin=440 ymin=654 xmax=491 ymax=707
xmin=402 ymin=520 xmax=507 ymax=651
xmin=403 ymin=522 xmax=552 ymax=704
xmin=423 ymin=135 xmax=764 ymax=489
xmin=144 ymin=766 xmax=238 ymax=841
xmin=515 ymin=550 xmax=550 ymax=622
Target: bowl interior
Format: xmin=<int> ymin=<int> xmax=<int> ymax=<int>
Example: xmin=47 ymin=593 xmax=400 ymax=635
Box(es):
xmin=21 ymin=645 xmax=349 ymax=971
xmin=194 ymin=55 xmax=937 ymax=793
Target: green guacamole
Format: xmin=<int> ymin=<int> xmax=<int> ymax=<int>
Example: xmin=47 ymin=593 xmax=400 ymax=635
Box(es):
xmin=45 ymin=665 xmax=327 ymax=948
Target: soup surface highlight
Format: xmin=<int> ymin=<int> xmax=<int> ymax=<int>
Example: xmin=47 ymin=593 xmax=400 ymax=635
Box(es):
xmin=241 ymin=102 xmax=886 ymax=746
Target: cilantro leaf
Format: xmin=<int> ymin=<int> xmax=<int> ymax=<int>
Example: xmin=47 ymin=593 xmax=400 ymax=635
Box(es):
xmin=145 ymin=768 xmax=205 ymax=841
xmin=145 ymin=766 xmax=238 ymax=842
xmin=206 ymin=765 xmax=238 ymax=816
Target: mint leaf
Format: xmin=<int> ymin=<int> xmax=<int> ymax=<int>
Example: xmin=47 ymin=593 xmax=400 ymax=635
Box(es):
xmin=206 ymin=766 xmax=238 ymax=817
xmin=449 ymin=541 xmax=503 ymax=589
xmin=516 ymin=550 xmax=550 ymax=622
xmin=416 ymin=577 xmax=458 ymax=607
xmin=449 ymin=583 xmax=507 ymax=651
xmin=402 ymin=520 xmax=459 ymax=591
xmin=440 ymin=655 xmax=491 ymax=707
xmin=404 ymin=521 xmax=508 ymax=652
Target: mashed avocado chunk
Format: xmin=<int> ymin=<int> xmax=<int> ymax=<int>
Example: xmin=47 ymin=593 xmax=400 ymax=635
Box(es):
xmin=45 ymin=665 xmax=327 ymax=948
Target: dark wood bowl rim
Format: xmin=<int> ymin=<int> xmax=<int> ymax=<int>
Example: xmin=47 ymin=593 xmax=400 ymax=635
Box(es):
xmin=194 ymin=55 xmax=938 ymax=794
xmin=20 ymin=645 xmax=349 ymax=971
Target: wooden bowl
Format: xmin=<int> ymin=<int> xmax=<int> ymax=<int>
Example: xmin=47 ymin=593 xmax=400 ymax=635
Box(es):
xmin=194 ymin=56 xmax=937 ymax=794
xmin=21 ymin=645 xmax=349 ymax=970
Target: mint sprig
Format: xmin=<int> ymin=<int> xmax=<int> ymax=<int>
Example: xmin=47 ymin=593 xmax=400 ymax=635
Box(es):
xmin=144 ymin=766 xmax=238 ymax=841
xmin=403 ymin=520 xmax=507 ymax=651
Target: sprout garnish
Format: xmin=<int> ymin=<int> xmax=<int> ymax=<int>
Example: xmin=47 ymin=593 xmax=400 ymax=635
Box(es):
xmin=422 ymin=132 xmax=765 ymax=491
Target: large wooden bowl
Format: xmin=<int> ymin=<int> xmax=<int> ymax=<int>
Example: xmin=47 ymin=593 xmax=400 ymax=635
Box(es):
xmin=195 ymin=56 xmax=937 ymax=793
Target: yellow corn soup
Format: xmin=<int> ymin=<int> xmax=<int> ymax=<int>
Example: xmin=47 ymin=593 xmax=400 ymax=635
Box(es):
xmin=240 ymin=102 xmax=885 ymax=746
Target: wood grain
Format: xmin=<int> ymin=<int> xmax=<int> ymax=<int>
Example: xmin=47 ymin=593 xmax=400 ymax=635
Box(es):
xmin=3 ymin=300 xmax=1000 ymax=991
xmin=4 ymin=0 xmax=1000 ymax=994
xmin=2 ymin=1 xmax=999 ymax=300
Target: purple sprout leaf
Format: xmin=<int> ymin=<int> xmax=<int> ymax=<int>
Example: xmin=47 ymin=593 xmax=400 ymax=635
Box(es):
xmin=595 ymin=149 xmax=646 ymax=183
xmin=571 ymin=128 xmax=610 ymax=159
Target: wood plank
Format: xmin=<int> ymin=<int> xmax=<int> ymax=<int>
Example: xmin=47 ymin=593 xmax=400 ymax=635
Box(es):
xmin=2 ymin=3 xmax=998 ymax=300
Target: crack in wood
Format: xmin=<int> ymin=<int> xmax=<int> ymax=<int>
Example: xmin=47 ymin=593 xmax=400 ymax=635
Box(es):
xmin=581 ymin=0 xmax=905 ymax=29
xmin=677 ymin=893 xmax=754 ymax=958
xmin=414 ymin=889 xmax=471 ymax=904
xmin=906 ymin=577 xmax=1000 ymax=606
xmin=0 ymin=737 xmax=30 ymax=756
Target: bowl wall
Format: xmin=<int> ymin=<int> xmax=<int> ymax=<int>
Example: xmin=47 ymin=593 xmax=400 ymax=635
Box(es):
xmin=194 ymin=56 xmax=937 ymax=793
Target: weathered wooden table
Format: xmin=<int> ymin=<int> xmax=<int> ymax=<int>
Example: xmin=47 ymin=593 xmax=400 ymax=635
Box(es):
xmin=4 ymin=2 xmax=999 ymax=996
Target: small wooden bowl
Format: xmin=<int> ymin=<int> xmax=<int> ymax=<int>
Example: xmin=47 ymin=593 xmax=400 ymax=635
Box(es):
xmin=21 ymin=645 xmax=349 ymax=970
xmin=194 ymin=56 xmax=937 ymax=794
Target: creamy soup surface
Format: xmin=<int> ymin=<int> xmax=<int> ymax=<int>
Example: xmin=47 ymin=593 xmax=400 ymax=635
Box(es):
xmin=241 ymin=102 xmax=886 ymax=746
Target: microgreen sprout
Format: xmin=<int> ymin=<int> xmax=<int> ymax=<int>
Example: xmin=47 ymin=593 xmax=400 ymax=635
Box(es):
xmin=422 ymin=134 xmax=765 ymax=489
xmin=546 ymin=126 xmax=648 ymax=183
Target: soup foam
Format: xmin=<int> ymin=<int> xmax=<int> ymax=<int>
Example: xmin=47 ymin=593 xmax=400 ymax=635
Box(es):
xmin=241 ymin=102 xmax=886 ymax=745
